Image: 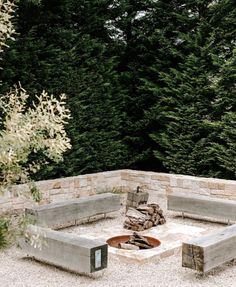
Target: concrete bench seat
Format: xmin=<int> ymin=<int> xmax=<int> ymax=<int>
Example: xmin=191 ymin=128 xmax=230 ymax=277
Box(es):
xmin=19 ymin=225 xmax=107 ymax=273
xmin=26 ymin=193 xmax=121 ymax=228
xmin=182 ymin=224 xmax=236 ymax=273
xmin=167 ymin=192 xmax=236 ymax=222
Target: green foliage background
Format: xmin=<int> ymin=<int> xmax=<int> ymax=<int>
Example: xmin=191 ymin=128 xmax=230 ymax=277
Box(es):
xmin=1 ymin=0 xmax=235 ymax=179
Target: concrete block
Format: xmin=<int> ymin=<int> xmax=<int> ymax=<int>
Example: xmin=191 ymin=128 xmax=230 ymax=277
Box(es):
xmin=182 ymin=224 xmax=236 ymax=273
xmin=26 ymin=193 xmax=121 ymax=228
xmin=19 ymin=225 xmax=108 ymax=273
xmin=168 ymin=192 xmax=236 ymax=222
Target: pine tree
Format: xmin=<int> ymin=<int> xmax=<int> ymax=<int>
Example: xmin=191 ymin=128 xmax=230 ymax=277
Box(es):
xmin=106 ymin=0 xmax=165 ymax=170
xmin=207 ymin=45 xmax=236 ymax=179
xmin=148 ymin=0 xmax=236 ymax=177
xmin=1 ymin=0 xmax=235 ymax=179
xmin=1 ymin=0 xmax=129 ymax=178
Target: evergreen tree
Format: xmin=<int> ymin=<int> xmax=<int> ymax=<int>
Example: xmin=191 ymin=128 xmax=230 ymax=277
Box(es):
xmin=207 ymin=46 xmax=236 ymax=179
xmin=148 ymin=0 xmax=236 ymax=177
xmin=106 ymin=0 xmax=164 ymax=170
xmin=59 ymin=36 xmax=129 ymax=176
xmin=1 ymin=0 xmax=129 ymax=178
xmin=1 ymin=0 xmax=235 ymax=179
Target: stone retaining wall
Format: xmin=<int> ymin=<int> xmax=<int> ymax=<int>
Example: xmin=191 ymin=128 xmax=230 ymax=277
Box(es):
xmin=0 ymin=170 xmax=122 ymax=214
xmin=0 ymin=169 xmax=236 ymax=214
xmin=121 ymin=170 xmax=236 ymax=200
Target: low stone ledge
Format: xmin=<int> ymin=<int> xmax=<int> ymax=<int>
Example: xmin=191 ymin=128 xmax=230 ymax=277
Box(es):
xmin=1 ymin=169 xmax=236 ymax=213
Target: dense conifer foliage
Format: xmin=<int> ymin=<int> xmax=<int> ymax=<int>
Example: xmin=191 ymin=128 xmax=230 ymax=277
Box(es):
xmin=1 ymin=0 xmax=235 ymax=179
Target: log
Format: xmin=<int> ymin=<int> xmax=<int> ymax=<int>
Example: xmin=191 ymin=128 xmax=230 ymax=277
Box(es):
xmin=118 ymin=243 xmax=139 ymax=250
xmin=126 ymin=207 xmax=149 ymax=220
xmin=132 ymin=232 xmax=150 ymax=244
xmin=154 ymin=218 xmax=160 ymax=225
xmin=128 ymin=241 xmax=152 ymax=249
xmin=139 ymin=226 xmax=145 ymax=231
xmin=148 ymin=221 xmax=153 ymax=228
xmin=157 ymin=208 xmax=163 ymax=215
xmin=159 ymin=218 xmax=166 ymax=225
xmin=118 ymin=233 xmax=154 ymax=250
xmin=128 ymin=233 xmax=153 ymax=248
xmin=124 ymin=218 xmax=131 ymax=225
xmin=138 ymin=206 xmax=154 ymax=215
xmin=144 ymin=221 xmax=150 ymax=229
xmin=124 ymin=204 xmax=166 ymax=231
xmin=151 ymin=214 xmax=160 ymax=223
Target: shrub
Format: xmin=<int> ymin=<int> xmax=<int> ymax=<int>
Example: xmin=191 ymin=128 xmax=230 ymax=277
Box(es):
xmin=0 ymin=218 xmax=9 ymax=248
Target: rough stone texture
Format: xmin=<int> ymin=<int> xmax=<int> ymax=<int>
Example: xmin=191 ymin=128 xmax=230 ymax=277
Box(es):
xmin=1 ymin=169 xmax=236 ymax=214
xmin=121 ymin=170 xmax=236 ymax=201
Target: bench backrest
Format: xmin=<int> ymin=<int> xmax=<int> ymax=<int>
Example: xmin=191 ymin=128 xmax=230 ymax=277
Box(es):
xmin=167 ymin=192 xmax=236 ymax=222
xmin=26 ymin=193 xmax=121 ymax=228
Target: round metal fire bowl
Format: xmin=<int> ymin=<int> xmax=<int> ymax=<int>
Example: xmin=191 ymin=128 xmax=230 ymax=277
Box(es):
xmin=106 ymin=235 xmax=161 ymax=249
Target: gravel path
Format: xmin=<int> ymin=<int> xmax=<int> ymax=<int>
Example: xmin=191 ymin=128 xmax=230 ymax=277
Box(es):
xmin=0 ymin=193 xmax=235 ymax=287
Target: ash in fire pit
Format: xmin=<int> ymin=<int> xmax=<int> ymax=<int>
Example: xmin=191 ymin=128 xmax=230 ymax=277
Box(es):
xmin=107 ymin=232 xmax=161 ymax=250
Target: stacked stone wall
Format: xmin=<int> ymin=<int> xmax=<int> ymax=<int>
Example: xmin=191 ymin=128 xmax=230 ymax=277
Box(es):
xmin=0 ymin=169 xmax=235 ymax=214
xmin=0 ymin=170 xmax=122 ymax=214
xmin=121 ymin=170 xmax=236 ymax=200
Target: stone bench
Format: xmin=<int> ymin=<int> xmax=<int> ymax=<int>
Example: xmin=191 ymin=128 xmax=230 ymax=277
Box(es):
xmin=167 ymin=192 xmax=236 ymax=223
xmin=26 ymin=193 xmax=121 ymax=228
xmin=19 ymin=225 xmax=107 ymax=273
xmin=182 ymin=224 xmax=236 ymax=273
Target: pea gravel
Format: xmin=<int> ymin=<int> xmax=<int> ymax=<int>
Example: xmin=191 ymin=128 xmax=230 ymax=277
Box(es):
xmin=0 ymin=193 xmax=235 ymax=287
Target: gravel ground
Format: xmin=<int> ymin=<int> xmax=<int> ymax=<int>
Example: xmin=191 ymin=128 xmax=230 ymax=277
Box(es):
xmin=0 ymin=193 xmax=235 ymax=287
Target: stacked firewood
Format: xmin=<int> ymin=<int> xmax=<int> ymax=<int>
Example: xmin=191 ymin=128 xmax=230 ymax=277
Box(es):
xmin=124 ymin=203 xmax=166 ymax=231
xmin=118 ymin=232 xmax=154 ymax=250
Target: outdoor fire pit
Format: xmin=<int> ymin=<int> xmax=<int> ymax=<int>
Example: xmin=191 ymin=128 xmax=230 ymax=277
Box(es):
xmin=107 ymin=232 xmax=161 ymax=250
